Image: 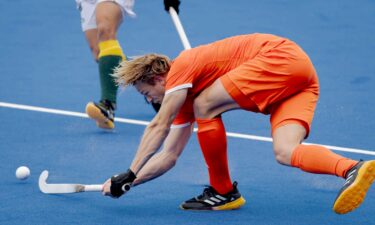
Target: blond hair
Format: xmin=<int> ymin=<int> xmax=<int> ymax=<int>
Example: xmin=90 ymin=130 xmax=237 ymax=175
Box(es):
xmin=113 ymin=54 xmax=171 ymax=86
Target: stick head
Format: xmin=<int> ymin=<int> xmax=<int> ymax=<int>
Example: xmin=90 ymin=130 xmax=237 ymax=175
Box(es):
xmin=39 ymin=170 xmax=50 ymax=193
xmin=38 ymin=170 xmax=102 ymax=194
xmin=38 ymin=170 xmax=84 ymax=194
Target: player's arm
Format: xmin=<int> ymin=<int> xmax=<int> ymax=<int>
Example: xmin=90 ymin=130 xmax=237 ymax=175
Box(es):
xmin=132 ymin=123 xmax=193 ymax=186
xmin=129 ymin=89 xmax=188 ymax=174
xmin=103 ymin=89 xmax=188 ymax=197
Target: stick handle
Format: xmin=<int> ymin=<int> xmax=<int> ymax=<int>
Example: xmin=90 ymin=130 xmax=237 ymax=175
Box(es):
xmin=83 ymin=185 xmax=103 ymax=192
xmin=169 ymin=7 xmax=191 ymax=50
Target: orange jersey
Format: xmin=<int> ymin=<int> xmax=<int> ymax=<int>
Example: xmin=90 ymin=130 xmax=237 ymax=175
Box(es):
xmin=165 ymin=33 xmax=318 ymax=127
xmin=166 ymin=33 xmax=286 ymax=96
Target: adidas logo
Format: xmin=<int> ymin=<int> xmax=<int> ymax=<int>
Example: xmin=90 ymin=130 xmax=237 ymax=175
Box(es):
xmin=203 ymin=195 xmax=227 ymax=206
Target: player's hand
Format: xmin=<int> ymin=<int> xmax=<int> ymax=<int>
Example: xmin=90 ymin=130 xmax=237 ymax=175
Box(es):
xmin=106 ymin=169 xmax=136 ymax=198
xmin=164 ymin=0 xmax=180 ymax=14
xmin=102 ymin=178 xmax=113 ymax=197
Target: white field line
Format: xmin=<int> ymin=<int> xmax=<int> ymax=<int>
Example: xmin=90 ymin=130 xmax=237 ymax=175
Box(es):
xmin=1 ymin=101 xmax=374 ymax=156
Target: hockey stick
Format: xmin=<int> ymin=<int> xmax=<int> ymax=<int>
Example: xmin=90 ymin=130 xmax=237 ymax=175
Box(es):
xmin=38 ymin=170 xmax=102 ymax=194
xmin=168 ymin=7 xmax=191 ymax=50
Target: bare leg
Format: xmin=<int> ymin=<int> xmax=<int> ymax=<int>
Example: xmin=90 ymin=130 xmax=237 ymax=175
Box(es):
xmin=84 ymin=29 xmax=99 ymax=61
xmin=272 ymin=123 xmax=306 ymax=165
xmin=194 ymin=79 xmax=240 ymax=119
xmin=96 ymin=2 xmax=122 ymax=42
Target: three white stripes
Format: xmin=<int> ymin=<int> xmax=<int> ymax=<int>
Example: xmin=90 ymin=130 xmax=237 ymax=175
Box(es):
xmin=204 ymin=195 xmax=227 ymax=206
xmin=344 ymin=169 xmax=357 ymax=186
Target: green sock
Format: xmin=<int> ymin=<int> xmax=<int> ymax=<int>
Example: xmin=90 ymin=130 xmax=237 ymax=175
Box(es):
xmin=97 ymin=40 xmax=126 ymax=105
xmin=98 ymin=55 xmax=122 ymax=104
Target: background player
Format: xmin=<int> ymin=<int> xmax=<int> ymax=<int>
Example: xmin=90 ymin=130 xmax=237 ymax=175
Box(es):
xmin=76 ymin=0 xmax=180 ymax=129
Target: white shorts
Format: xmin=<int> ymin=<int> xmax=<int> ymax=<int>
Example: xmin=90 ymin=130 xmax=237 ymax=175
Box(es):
xmin=76 ymin=0 xmax=136 ymax=31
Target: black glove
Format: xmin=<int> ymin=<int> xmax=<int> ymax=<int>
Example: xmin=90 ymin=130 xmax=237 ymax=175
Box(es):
xmin=110 ymin=169 xmax=136 ymax=198
xmin=164 ymin=0 xmax=180 ymax=14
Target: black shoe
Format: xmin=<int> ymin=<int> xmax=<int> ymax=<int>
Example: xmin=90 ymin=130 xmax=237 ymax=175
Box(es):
xmin=333 ymin=160 xmax=375 ymax=214
xmin=85 ymin=100 xmax=116 ymax=129
xmin=180 ymin=182 xmax=246 ymax=210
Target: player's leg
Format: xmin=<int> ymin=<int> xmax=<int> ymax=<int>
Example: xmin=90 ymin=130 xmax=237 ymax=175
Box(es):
xmin=194 ymin=80 xmax=239 ymax=196
xmin=77 ymin=0 xmax=116 ymax=128
xmin=84 ymin=29 xmax=99 ymax=61
xmin=85 ymin=1 xmax=124 ymax=129
xmin=78 ymin=0 xmax=100 ymax=61
xmin=272 ymin=119 xmax=357 ymax=176
xmin=180 ymin=79 xmax=246 ymax=210
xmin=271 ymin=87 xmax=375 ymax=214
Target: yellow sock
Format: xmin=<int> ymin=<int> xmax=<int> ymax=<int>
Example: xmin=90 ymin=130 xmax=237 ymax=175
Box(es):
xmin=98 ymin=40 xmax=125 ymax=60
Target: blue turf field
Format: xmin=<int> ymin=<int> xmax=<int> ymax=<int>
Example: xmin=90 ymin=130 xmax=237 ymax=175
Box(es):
xmin=0 ymin=0 xmax=375 ymax=224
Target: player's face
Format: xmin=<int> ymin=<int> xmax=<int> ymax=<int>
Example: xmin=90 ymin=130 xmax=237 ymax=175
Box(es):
xmin=135 ymin=76 xmax=166 ymax=104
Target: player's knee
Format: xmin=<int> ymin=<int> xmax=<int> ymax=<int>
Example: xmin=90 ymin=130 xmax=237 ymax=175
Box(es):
xmin=273 ymin=144 xmax=294 ymax=165
xmin=193 ymin=96 xmax=212 ymax=118
xmin=97 ymin=23 xmax=116 ymax=41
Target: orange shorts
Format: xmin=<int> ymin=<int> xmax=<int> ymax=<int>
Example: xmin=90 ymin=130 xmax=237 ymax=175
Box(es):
xmin=220 ymin=39 xmax=319 ymax=137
